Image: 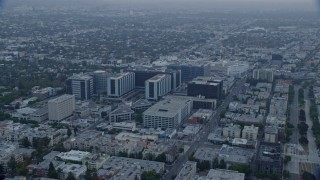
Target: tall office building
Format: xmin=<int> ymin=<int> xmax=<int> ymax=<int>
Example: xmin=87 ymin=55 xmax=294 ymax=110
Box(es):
xmin=145 ymin=74 xmax=172 ymax=101
xmin=253 ymin=69 xmax=274 ymax=82
xmin=93 ymin=70 xmax=109 ymax=95
xmin=129 ymin=68 xmax=181 ymax=90
xmin=107 ymin=72 xmax=135 ymax=98
xmin=168 ymin=63 xmax=210 ymax=82
xmin=48 ymin=94 xmax=75 ymax=122
xmin=66 ymin=74 xmax=94 ymax=100
xmin=187 ymin=77 xmax=223 ymax=100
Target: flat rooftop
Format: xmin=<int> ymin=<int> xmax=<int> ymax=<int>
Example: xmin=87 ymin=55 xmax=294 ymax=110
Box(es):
xmin=48 ymin=94 xmax=74 ymax=103
xmin=148 ymin=74 xmax=168 ymax=81
xmin=206 ymin=169 xmax=245 ymax=180
xmin=143 ymin=97 xmax=191 ymax=117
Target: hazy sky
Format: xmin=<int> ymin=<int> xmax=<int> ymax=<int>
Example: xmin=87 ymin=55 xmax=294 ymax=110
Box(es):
xmin=0 ymin=0 xmax=319 ymax=12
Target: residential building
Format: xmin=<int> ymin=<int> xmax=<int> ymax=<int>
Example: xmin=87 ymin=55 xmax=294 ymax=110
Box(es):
xmin=145 ymin=74 xmax=172 ymax=101
xmin=48 ymin=95 xmax=75 ymax=122
xmin=107 ymin=72 xmax=135 ymax=97
xmin=82 ymin=154 xmax=110 ymax=170
xmin=253 ymin=69 xmax=274 ymax=82
xmin=57 ymin=163 xmax=87 ymax=180
xmin=97 ymin=156 xmax=165 ymax=180
xmin=193 ymin=147 xmax=218 ymax=163
xmin=222 ymin=124 xmax=241 ymax=138
xmin=66 ymin=73 xmax=94 ymax=100
xmin=206 ymin=169 xmax=245 ymax=180
xmin=254 ymin=142 xmax=283 ymax=176
xmin=242 ymin=125 xmax=259 ymax=140
xmin=56 ymin=150 xmax=91 ymax=163
xmin=264 ymin=126 xmax=279 ymax=143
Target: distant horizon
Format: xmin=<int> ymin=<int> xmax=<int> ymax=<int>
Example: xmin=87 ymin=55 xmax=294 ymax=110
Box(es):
xmin=0 ymin=0 xmax=319 ymax=15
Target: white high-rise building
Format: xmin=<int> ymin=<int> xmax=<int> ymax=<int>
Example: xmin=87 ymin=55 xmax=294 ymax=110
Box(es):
xmin=145 ymin=74 xmax=172 ymax=101
xmin=107 ymin=72 xmax=135 ymax=97
xmin=66 ymin=74 xmax=94 ymax=100
xmin=48 ymin=95 xmax=75 ymax=122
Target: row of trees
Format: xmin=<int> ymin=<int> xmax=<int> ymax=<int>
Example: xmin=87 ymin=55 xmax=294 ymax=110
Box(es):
xmin=309 ymin=86 xmax=320 ymax=148
xmin=298 ymin=88 xmax=305 ymax=107
xmin=288 ymin=85 xmax=294 ymax=104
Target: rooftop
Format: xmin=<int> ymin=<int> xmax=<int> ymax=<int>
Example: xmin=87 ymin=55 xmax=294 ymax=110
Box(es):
xmin=193 ymin=147 xmax=218 ymax=161
xmin=206 ymin=169 xmax=245 ymax=180
xmin=56 ymin=150 xmax=91 ymax=162
xmin=48 ymin=94 xmax=74 ymax=103
xmin=68 ymin=73 xmax=93 ymax=81
xmin=144 ymin=96 xmax=191 ymax=118
xmin=148 ymin=74 xmax=169 ymax=81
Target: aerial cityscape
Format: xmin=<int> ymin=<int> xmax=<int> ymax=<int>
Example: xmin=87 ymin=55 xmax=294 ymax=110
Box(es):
xmin=0 ymin=0 xmax=320 ymax=180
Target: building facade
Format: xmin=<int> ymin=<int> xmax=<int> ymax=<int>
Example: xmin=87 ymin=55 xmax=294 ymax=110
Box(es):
xmin=187 ymin=77 xmax=223 ymax=100
xmin=93 ymin=70 xmax=109 ymax=95
xmin=107 ymin=72 xmax=135 ymax=98
xmin=143 ymin=97 xmax=192 ymax=129
xmin=168 ymin=63 xmax=210 ymax=82
xmin=66 ymin=74 xmax=94 ymax=100
xmin=145 ymin=74 xmax=172 ymax=101
xmin=48 ymin=95 xmax=75 ymax=122
xmin=253 ymin=69 xmax=274 ymax=82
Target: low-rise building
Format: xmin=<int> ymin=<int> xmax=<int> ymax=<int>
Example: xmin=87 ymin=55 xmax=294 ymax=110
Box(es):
xmin=206 ymin=169 xmax=245 ymax=180
xmin=57 ymin=163 xmax=87 ymax=180
xmin=175 ymin=161 xmax=197 ymax=180
xmin=109 ymin=105 xmax=135 ymax=123
xmin=254 ymin=142 xmax=283 ymax=176
xmin=193 ymin=147 xmax=218 ymax=164
xmin=222 ymin=124 xmax=241 ymax=138
xmin=97 ymin=156 xmax=165 ymax=180
xmin=82 ymin=153 xmax=110 ymax=170
xmin=56 ymin=150 xmax=91 ymax=163
xmin=264 ymin=126 xmax=279 ymax=143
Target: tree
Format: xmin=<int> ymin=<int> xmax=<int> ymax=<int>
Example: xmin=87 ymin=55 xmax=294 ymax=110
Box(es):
xmin=218 ymin=159 xmax=227 ymax=169
xmin=21 ymin=137 xmax=31 ymax=148
xmin=117 ymin=151 xmax=128 ymax=157
xmin=67 ymin=127 xmax=72 ymax=137
xmin=48 ymin=162 xmax=59 ymax=179
xmin=155 ymin=153 xmax=166 ymax=163
xmin=74 ymin=126 xmax=78 ymax=136
xmin=141 ymin=170 xmax=161 ymax=180
xmin=284 ymin=155 xmax=291 ymax=164
xmin=145 ymin=153 xmax=154 ymax=161
xmin=302 ymin=171 xmax=316 ymax=180
xmin=220 ymin=110 xmax=226 ymax=118
xmin=8 ymin=156 xmax=17 ymax=174
xmin=299 ymin=136 xmax=309 ymax=145
xmin=298 ymin=122 xmax=309 ymax=135
xmin=198 ymin=161 xmax=211 ymax=171
xmin=228 ymin=164 xmax=251 ymax=176
xmin=65 ymin=172 xmax=76 ymax=180
xmin=135 ymin=112 xmax=143 ymax=124
xmin=0 ymin=164 xmax=5 ymax=180
xmin=212 ymin=157 xmax=219 ymax=169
